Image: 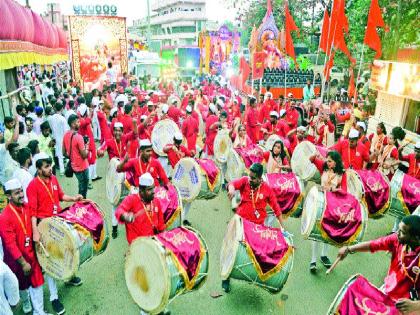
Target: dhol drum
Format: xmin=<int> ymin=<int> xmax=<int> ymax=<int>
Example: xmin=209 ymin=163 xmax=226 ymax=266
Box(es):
xmin=225 ymin=148 xmax=247 ymax=183
xmin=346 ymin=169 xmax=390 ymax=218
xmin=172 ymin=158 xmax=222 ymax=202
xmin=106 ymin=157 xmax=127 ymax=206
xmin=125 ymin=226 xmax=208 ymax=314
xmin=388 ymin=170 xmax=420 ymax=218
xmin=301 ymin=186 xmax=368 ymax=246
xmin=220 ymin=215 xmax=294 ymax=294
xmin=36 ymin=200 xmax=109 ymax=281
xmin=154 ymin=185 xmax=182 ymax=230
xmin=291 ymin=141 xmax=327 ymax=183
xmin=151 ymin=119 xmax=181 ymax=156
xmin=327 ymin=274 xmax=400 ymax=315
xmin=263 ymin=173 xmax=304 ymax=218
xmin=214 ymin=129 xmax=233 ymax=164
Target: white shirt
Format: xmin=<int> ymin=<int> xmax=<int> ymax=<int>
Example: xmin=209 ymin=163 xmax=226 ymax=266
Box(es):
xmin=106 ymin=67 xmax=117 ymax=84
xmin=64 ymin=109 xmax=76 ymax=122
xmin=12 ymin=167 xmax=33 ymax=202
xmin=18 ymin=131 xmax=38 ymax=148
xmin=0 ymin=238 xmax=19 ymax=315
xmin=0 ymin=145 xmax=19 ymax=185
xmin=48 ymin=113 xmax=68 ymax=155
xmin=32 ymin=116 xmax=44 ymax=135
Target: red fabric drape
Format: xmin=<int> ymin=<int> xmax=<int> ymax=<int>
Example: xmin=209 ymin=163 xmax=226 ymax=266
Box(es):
xmin=364 ymin=0 xmax=387 ymax=58
xmin=319 ymin=8 xmax=330 ymax=53
xmin=284 ymin=3 xmax=300 ymax=66
xmin=348 ymin=67 xmax=356 ymax=97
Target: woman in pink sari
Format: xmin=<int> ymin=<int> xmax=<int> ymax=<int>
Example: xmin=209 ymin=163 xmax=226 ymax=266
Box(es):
xmin=232 ymin=125 xmax=252 ymax=149
xmin=263 ymin=140 xmax=291 ymax=174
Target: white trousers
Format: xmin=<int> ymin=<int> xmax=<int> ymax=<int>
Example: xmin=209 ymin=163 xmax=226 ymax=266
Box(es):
xmin=112 ymin=205 xmax=118 ymax=226
xmin=28 ymin=285 xmax=47 ymax=315
xmin=46 ymin=275 xmax=58 ymax=301
xmin=311 ymin=241 xmax=329 ymax=263
xmin=89 ymin=164 xmax=97 ymax=180
xmin=182 ymin=202 xmax=192 ymax=221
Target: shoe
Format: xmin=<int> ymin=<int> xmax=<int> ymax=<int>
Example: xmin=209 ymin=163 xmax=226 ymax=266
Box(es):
xmin=157 ymin=311 xmax=171 ymax=315
xmin=320 ymin=256 xmax=332 ymax=268
xmin=88 ymin=183 xmax=93 ymax=189
xmin=309 ymin=262 xmax=317 ymax=273
xmin=92 ymin=176 xmax=102 ymax=182
xmin=66 ymin=276 xmax=83 ymax=286
xmin=182 ymin=220 xmax=191 ymax=226
xmin=112 ymin=226 xmax=118 ymax=239
xmin=22 ymin=297 xmax=32 ymax=314
xmin=59 ymin=171 xmax=64 ymax=176
xmin=51 ymin=299 xmax=66 ymax=315
xmin=222 ymin=279 xmax=231 ymax=293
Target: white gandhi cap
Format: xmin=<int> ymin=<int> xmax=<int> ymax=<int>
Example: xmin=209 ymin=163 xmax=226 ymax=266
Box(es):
xmin=139 ymin=172 xmax=154 ymax=187
xmin=349 ymin=128 xmax=360 ymax=139
xmin=4 ymin=178 xmax=22 ymax=191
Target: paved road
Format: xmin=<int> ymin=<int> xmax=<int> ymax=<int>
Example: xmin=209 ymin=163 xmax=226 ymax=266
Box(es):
xmin=18 ymin=157 xmax=394 ymax=315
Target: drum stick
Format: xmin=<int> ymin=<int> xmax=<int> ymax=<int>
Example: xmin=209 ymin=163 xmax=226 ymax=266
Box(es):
xmin=39 ymin=241 xmax=50 ymax=258
xmin=326 ymin=257 xmax=341 ymax=275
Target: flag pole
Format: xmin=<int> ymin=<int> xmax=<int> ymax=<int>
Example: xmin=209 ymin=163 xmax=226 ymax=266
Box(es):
xmin=352 ymin=44 xmax=365 ymax=106
xmin=323 ymin=7 xmax=338 ymax=105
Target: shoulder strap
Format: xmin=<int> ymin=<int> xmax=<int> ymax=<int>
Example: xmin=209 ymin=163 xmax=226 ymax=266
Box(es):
xmin=68 ymin=132 xmax=75 ymax=159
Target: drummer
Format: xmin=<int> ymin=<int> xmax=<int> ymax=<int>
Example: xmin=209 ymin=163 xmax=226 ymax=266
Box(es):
xmin=399 ymin=141 xmax=420 ymax=180
xmin=308 ymin=150 xmax=347 ymax=273
xmin=331 ymin=129 xmax=370 ymax=170
xmin=260 ymin=111 xmax=281 ymax=142
xmin=263 ymin=140 xmax=291 ymax=174
xmin=0 ymin=179 xmax=48 ymax=315
xmin=203 ymin=104 xmax=219 ymax=158
xmin=163 ymin=132 xmax=194 ymax=170
xmin=232 ymin=125 xmax=252 ymax=149
xmin=288 ymin=126 xmax=312 ymax=155
xmin=117 ymin=139 xmax=170 ymax=188
xmin=97 ymin=120 xmax=138 ymax=160
xmin=181 ymin=105 xmax=199 ymax=153
xmin=335 ymin=215 xmax=420 ymax=313
xmin=227 ymin=163 xmax=283 ymax=227
xmin=115 ymin=173 xmax=166 ymax=244
xmin=27 ymin=153 xmax=83 ymax=315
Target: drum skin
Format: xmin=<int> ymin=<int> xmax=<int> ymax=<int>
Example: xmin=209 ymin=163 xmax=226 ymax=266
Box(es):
xmin=172 ymin=158 xmax=222 ymax=202
xmin=151 ymin=119 xmax=181 ymax=156
xmin=301 ymin=186 xmax=368 ymax=246
xmin=125 ymin=226 xmax=208 ymax=314
xmin=106 ymin=157 xmax=125 ymax=205
xmin=219 ymin=215 xmax=294 ymax=294
xmin=291 ymin=141 xmax=321 ymax=183
xmin=225 ymin=149 xmax=246 ymax=183
xmin=214 ymin=130 xmax=233 ymax=164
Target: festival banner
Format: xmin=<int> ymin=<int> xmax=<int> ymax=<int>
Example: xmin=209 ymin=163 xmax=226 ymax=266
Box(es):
xmin=252 ymin=52 xmax=266 ymax=80
xmin=69 ymin=16 xmax=128 ymax=92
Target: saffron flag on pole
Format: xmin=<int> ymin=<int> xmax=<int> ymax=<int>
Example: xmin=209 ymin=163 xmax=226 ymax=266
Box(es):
xmin=319 ymin=8 xmax=330 ymax=53
xmin=348 ymin=66 xmax=356 ymax=98
xmin=284 ymin=2 xmax=300 ymax=66
xmin=239 ymin=56 xmax=251 ymax=88
xmin=363 ymin=0 xmax=387 ymax=58
xmin=253 ymin=52 xmax=266 ymax=80
xmin=324 ymin=50 xmax=335 ymax=81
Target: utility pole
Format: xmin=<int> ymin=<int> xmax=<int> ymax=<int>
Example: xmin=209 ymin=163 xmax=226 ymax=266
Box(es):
xmin=50 ymin=3 xmax=54 ymax=24
xmin=25 ymin=0 xmax=30 ymax=8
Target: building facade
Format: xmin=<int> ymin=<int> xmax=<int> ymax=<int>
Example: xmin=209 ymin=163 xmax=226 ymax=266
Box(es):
xmin=129 ymin=0 xmax=207 ymax=48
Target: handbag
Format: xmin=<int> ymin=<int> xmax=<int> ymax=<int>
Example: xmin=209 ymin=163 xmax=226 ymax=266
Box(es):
xmin=64 ymin=133 xmax=75 ymax=178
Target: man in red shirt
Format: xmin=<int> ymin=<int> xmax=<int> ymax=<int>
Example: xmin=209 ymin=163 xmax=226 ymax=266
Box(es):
xmin=288 ymin=126 xmax=312 ymax=155
xmin=63 ymin=114 xmax=90 ymax=198
xmin=97 ymin=121 xmax=138 ymax=160
xmin=286 ymin=104 xmax=300 ymax=130
xmin=181 ymin=105 xmax=199 ymax=153
xmin=356 ymin=121 xmax=371 ymax=152
xmin=167 ymin=99 xmax=183 ymax=126
xmin=261 ymin=111 xmax=281 ymax=141
xmin=117 ymin=139 xmax=169 ymax=187
xmin=227 ymin=163 xmax=283 ymax=226
xmin=0 ymin=179 xmax=47 ymax=315
xmin=204 ymin=104 xmax=220 ymax=157
xmin=331 ymin=129 xmax=370 ymax=170
xmin=96 ymin=101 xmax=112 ymax=143
xmin=245 ymin=97 xmax=260 ymax=144
xmin=400 ymin=142 xmax=420 ymax=180
xmin=277 ymin=109 xmax=290 ymax=138
xmin=336 ymin=215 xmax=420 ymax=313
xmin=27 ymin=153 xmax=83 ymax=314
xmin=163 ymin=132 xmax=193 ymax=169
xmin=116 ymin=172 xmax=166 ymax=244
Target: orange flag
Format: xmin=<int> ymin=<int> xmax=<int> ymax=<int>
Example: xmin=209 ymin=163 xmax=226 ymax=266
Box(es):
xmin=284 ymin=2 xmax=300 ymax=66
xmin=364 ymin=0 xmax=387 ymax=58
xmin=348 ymin=67 xmax=356 ymax=97
xmin=324 ymin=51 xmax=335 ymax=81
xmin=319 ymin=8 xmax=330 ymax=53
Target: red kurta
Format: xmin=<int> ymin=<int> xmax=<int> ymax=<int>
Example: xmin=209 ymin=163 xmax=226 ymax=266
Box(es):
xmin=277 ymin=119 xmax=290 ymax=138
xmin=332 ymin=139 xmax=370 ymax=170
xmin=286 ymin=108 xmax=299 ymax=130
xmin=0 ymin=203 xmax=44 ymax=289
xmin=401 ymin=153 xmax=420 ymax=180
xmin=164 ymin=144 xmax=192 ymax=168
xmin=99 ymin=132 xmax=136 ymax=160
xmin=27 ymin=176 xmax=64 ymax=219
xmin=78 ymin=116 xmax=97 ymax=165
xmin=230 ymin=176 xmax=281 ymax=225
xmin=96 ymin=110 xmax=112 ymax=143
xmin=204 ymin=114 xmax=219 ymax=155
xmin=118 ymin=157 xmax=169 ymax=187
xmin=370 ymin=233 xmax=420 ymax=301
xmin=181 ymin=115 xmax=199 ymax=152
xmin=245 ymin=107 xmax=259 ymax=144
xmin=115 ymin=194 xmax=166 ymax=244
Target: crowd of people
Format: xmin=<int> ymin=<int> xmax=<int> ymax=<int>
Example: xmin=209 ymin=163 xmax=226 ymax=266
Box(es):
xmin=0 ymin=67 xmax=419 ymax=315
